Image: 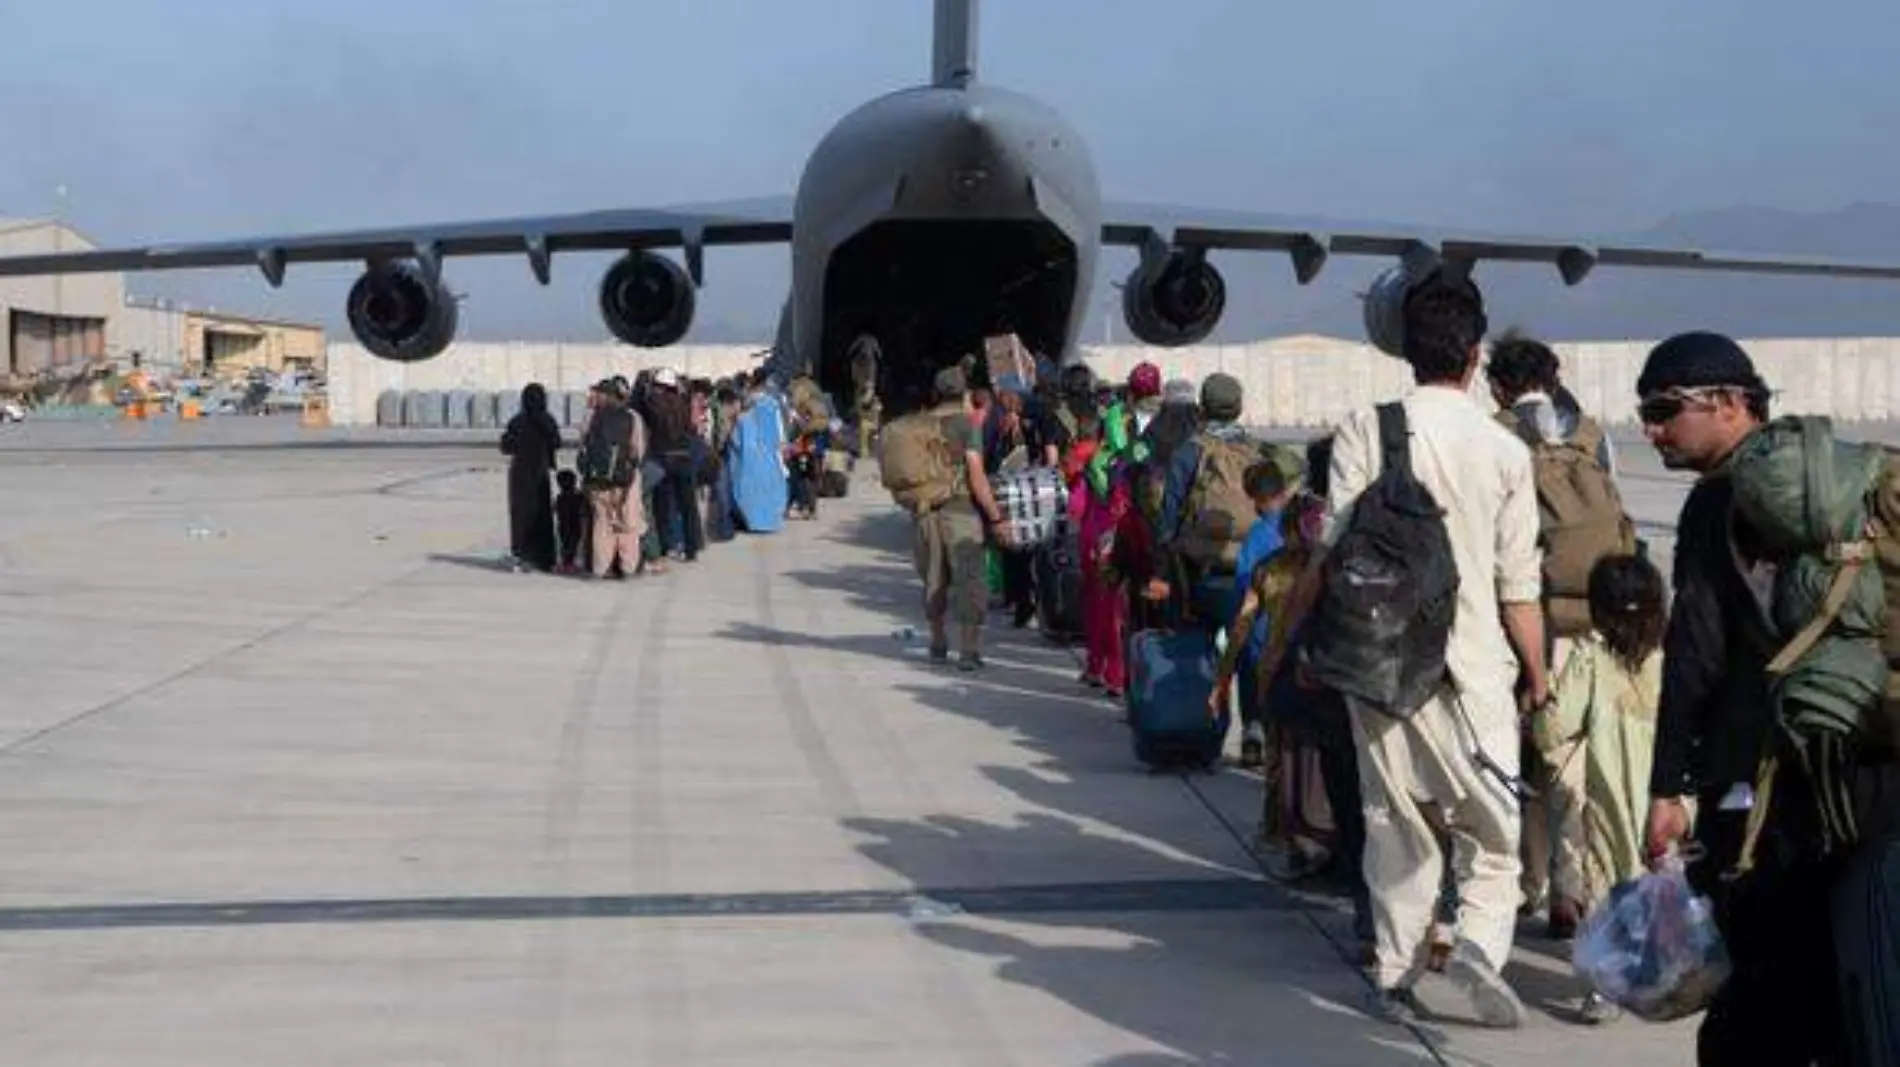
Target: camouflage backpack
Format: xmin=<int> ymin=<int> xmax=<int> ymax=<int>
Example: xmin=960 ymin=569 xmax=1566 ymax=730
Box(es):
xmin=1177 ymin=431 xmax=1266 ymax=574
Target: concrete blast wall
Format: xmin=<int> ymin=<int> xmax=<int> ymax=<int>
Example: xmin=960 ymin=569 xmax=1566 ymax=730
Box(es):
xmin=327 ymin=343 xmax=765 ymax=427
xmin=326 ymin=335 xmax=1900 ymax=429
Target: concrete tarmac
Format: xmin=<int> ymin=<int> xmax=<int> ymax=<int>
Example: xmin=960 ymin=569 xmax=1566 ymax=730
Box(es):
xmin=0 ymin=411 xmax=1798 ymax=1066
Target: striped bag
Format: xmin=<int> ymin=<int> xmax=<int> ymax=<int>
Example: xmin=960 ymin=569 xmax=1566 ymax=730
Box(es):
xmin=995 ymin=466 xmax=1071 ymax=551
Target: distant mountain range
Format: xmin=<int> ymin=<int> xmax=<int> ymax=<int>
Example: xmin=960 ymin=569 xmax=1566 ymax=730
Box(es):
xmin=1168 ymin=202 xmax=1900 ymax=345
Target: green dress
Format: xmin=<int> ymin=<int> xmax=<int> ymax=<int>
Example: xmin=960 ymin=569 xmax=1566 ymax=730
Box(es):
xmin=1533 ymin=636 xmax=1661 ymax=910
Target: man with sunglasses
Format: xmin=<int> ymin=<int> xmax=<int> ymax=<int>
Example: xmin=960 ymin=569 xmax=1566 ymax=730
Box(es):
xmin=1635 ymin=331 xmax=1845 ymax=1067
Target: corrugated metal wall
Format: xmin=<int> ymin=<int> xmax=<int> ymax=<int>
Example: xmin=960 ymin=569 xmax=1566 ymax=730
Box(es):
xmin=8 ymin=309 xmax=105 ymax=374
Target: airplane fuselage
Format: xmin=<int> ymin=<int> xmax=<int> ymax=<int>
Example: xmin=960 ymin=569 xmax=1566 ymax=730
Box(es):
xmin=775 ymin=80 xmax=1103 ymax=410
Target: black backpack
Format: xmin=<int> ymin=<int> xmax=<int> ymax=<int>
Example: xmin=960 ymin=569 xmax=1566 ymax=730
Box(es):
xmin=1302 ymin=402 xmax=1459 ymax=718
xmin=579 ymin=405 xmax=638 ymax=489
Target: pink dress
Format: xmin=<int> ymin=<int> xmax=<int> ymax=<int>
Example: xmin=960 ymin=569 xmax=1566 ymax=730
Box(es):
xmin=1075 ymin=467 xmax=1132 ymax=693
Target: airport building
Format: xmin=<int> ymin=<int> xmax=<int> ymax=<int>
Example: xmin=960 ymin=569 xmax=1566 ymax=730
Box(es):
xmin=0 ymin=216 xmax=325 ymax=380
xmin=119 ymin=299 xmax=327 ymax=378
xmin=0 ymin=217 xmax=120 ymax=376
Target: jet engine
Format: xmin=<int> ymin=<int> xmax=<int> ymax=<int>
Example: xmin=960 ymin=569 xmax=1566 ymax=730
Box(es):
xmin=599 ymin=251 xmax=695 ymax=348
xmin=1120 ymin=253 xmax=1226 ymax=347
xmin=1361 ymin=258 xmax=1478 ymax=359
xmin=1361 ymin=264 xmax=1416 ymax=359
xmin=346 ymin=261 xmax=460 ymax=363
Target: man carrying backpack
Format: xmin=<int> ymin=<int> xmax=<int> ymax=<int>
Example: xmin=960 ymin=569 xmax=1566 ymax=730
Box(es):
xmin=1635 ymin=332 xmax=1852 ymax=1067
xmin=1484 ymin=331 xmax=1638 ymax=939
xmin=1484 ymin=332 xmax=1634 ymax=634
xmin=578 ymin=378 xmax=648 ymax=580
xmin=1293 ymin=273 xmax=1548 ymax=1028
xmin=1153 ymin=373 xmax=1247 ymax=596
xmin=881 ymin=365 xmax=1009 ymax=672
xmin=1153 ymin=373 xmax=1300 ymax=625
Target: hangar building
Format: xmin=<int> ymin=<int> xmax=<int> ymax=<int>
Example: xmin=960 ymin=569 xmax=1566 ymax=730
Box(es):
xmin=0 ymin=216 xmax=325 ymax=379
xmin=0 ymin=217 xmax=119 ymax=375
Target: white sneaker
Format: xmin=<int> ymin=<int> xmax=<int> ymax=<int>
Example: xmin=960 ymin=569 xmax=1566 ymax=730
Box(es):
xmin=1444 ymin=940 xmax=1526 ymax=1029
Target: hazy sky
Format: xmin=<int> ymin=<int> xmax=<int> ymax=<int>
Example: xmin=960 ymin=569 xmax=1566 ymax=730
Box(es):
xmin=4 ymin=0 xmax=1899 ymax=342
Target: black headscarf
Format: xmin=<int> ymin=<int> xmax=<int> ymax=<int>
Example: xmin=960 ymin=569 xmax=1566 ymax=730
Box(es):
xmin=504 ymin=381 xmax=562 ymax=467
xmin=521 ymin=382 xmax=549 ymax=415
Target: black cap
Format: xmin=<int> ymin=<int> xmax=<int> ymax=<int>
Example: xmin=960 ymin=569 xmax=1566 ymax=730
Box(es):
xmin=1637 ymin=331 xmax=1766 ymax=396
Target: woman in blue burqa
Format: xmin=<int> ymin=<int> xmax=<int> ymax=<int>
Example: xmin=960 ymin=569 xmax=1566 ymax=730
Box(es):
xmin=727 ymin=372 xmax=788 ymax=534
xmin=500 ymin=382 xmax=562 ymax=571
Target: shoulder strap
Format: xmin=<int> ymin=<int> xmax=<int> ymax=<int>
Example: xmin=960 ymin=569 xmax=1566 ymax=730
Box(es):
xmin=1495 ymin=408 xmax=1540 ymax=451
xmin=1766 ymin=543 xmax=1870 ymax=676
xmin=1375 ymin=402 xmax=1412 ymax=481
xmin=1571 ymin=415 xmax=1605 ymax=458
xmin=1181 ymin=435 xmax=1213 ymax=527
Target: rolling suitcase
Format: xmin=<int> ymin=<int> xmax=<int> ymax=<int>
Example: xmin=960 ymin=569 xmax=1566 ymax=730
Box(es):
xmin=1034 ymin=528 xmax=1084 ymax=641
xmin=1126 ymin=629 xmax=1227 ymax=771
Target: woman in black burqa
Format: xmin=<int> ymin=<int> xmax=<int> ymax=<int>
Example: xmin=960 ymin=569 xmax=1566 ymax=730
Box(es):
xmin=500 ymin=382 xmax=562 ymax=572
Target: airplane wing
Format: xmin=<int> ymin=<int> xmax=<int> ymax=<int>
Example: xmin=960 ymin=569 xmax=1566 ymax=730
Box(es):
xmin=0 ymin=199 xmax=795 ymax=287
xmin=1100 ymin=202 xmax=1900 ymax=286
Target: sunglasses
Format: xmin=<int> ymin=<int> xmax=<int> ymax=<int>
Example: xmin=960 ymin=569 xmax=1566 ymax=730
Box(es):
xmin=1637 ymin=387 xmax=1729 ymax=425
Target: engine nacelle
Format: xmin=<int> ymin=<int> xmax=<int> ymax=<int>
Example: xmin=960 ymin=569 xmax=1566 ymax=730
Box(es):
xmin=1361 ymin=263 xmax=1418 ymax=359
xmin=347 ymin=261 xmax=459 ymax=363
xmin=1121 ymin=253 xmax=1226 ymax=347
xmin=599 ymin=251 xmax=695 ymax=348
xmin=1362 ymin=258 xmax=1478 ymax=359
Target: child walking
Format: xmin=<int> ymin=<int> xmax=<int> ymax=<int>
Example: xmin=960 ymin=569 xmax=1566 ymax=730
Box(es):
xmin=555 ymin=469 xmax=589 ymax=574
xmin=1533 ymin=551 xmax=1667 ymax=1024
xmin=1210 ymin=489 xmax=1326 ymax=841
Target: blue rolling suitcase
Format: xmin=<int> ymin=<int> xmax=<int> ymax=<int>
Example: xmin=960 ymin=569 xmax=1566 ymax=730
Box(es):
xmin=1126 ymin=629 xmax=1228 ymax=771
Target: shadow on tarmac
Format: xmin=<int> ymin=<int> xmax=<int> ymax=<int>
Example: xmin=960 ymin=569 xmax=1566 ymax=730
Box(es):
xmin=719 ymin=508 xmax=1463 ymax=1065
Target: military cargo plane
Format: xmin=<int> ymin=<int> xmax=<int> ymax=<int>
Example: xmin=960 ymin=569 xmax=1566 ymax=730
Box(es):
xmin=3 ymin=0 xmax=1900 ymax=414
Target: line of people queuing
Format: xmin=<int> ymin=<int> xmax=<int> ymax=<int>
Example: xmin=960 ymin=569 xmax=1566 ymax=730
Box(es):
xmin=875 ymin=280 xmax=1887 ymax=1063
xmin=497 ymin=365 xmax=846 ymax=579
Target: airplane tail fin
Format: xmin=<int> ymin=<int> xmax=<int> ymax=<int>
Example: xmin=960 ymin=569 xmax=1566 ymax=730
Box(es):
xmin=932 ymin=0 xmax=978 ymax=88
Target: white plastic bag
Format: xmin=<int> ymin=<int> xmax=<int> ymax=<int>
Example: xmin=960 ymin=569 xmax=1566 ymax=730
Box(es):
xmin=1572 ymin=850 xmax=1732 ymax=1022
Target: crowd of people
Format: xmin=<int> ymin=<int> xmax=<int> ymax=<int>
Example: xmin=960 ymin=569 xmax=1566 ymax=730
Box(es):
xmin=497 ymin=365 xmax=846 ymax=579
xmin=870 ymin=275 xmax=1890 ymax=1064
xmin=494 ymin=281 xmax=1890 ymax=1063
